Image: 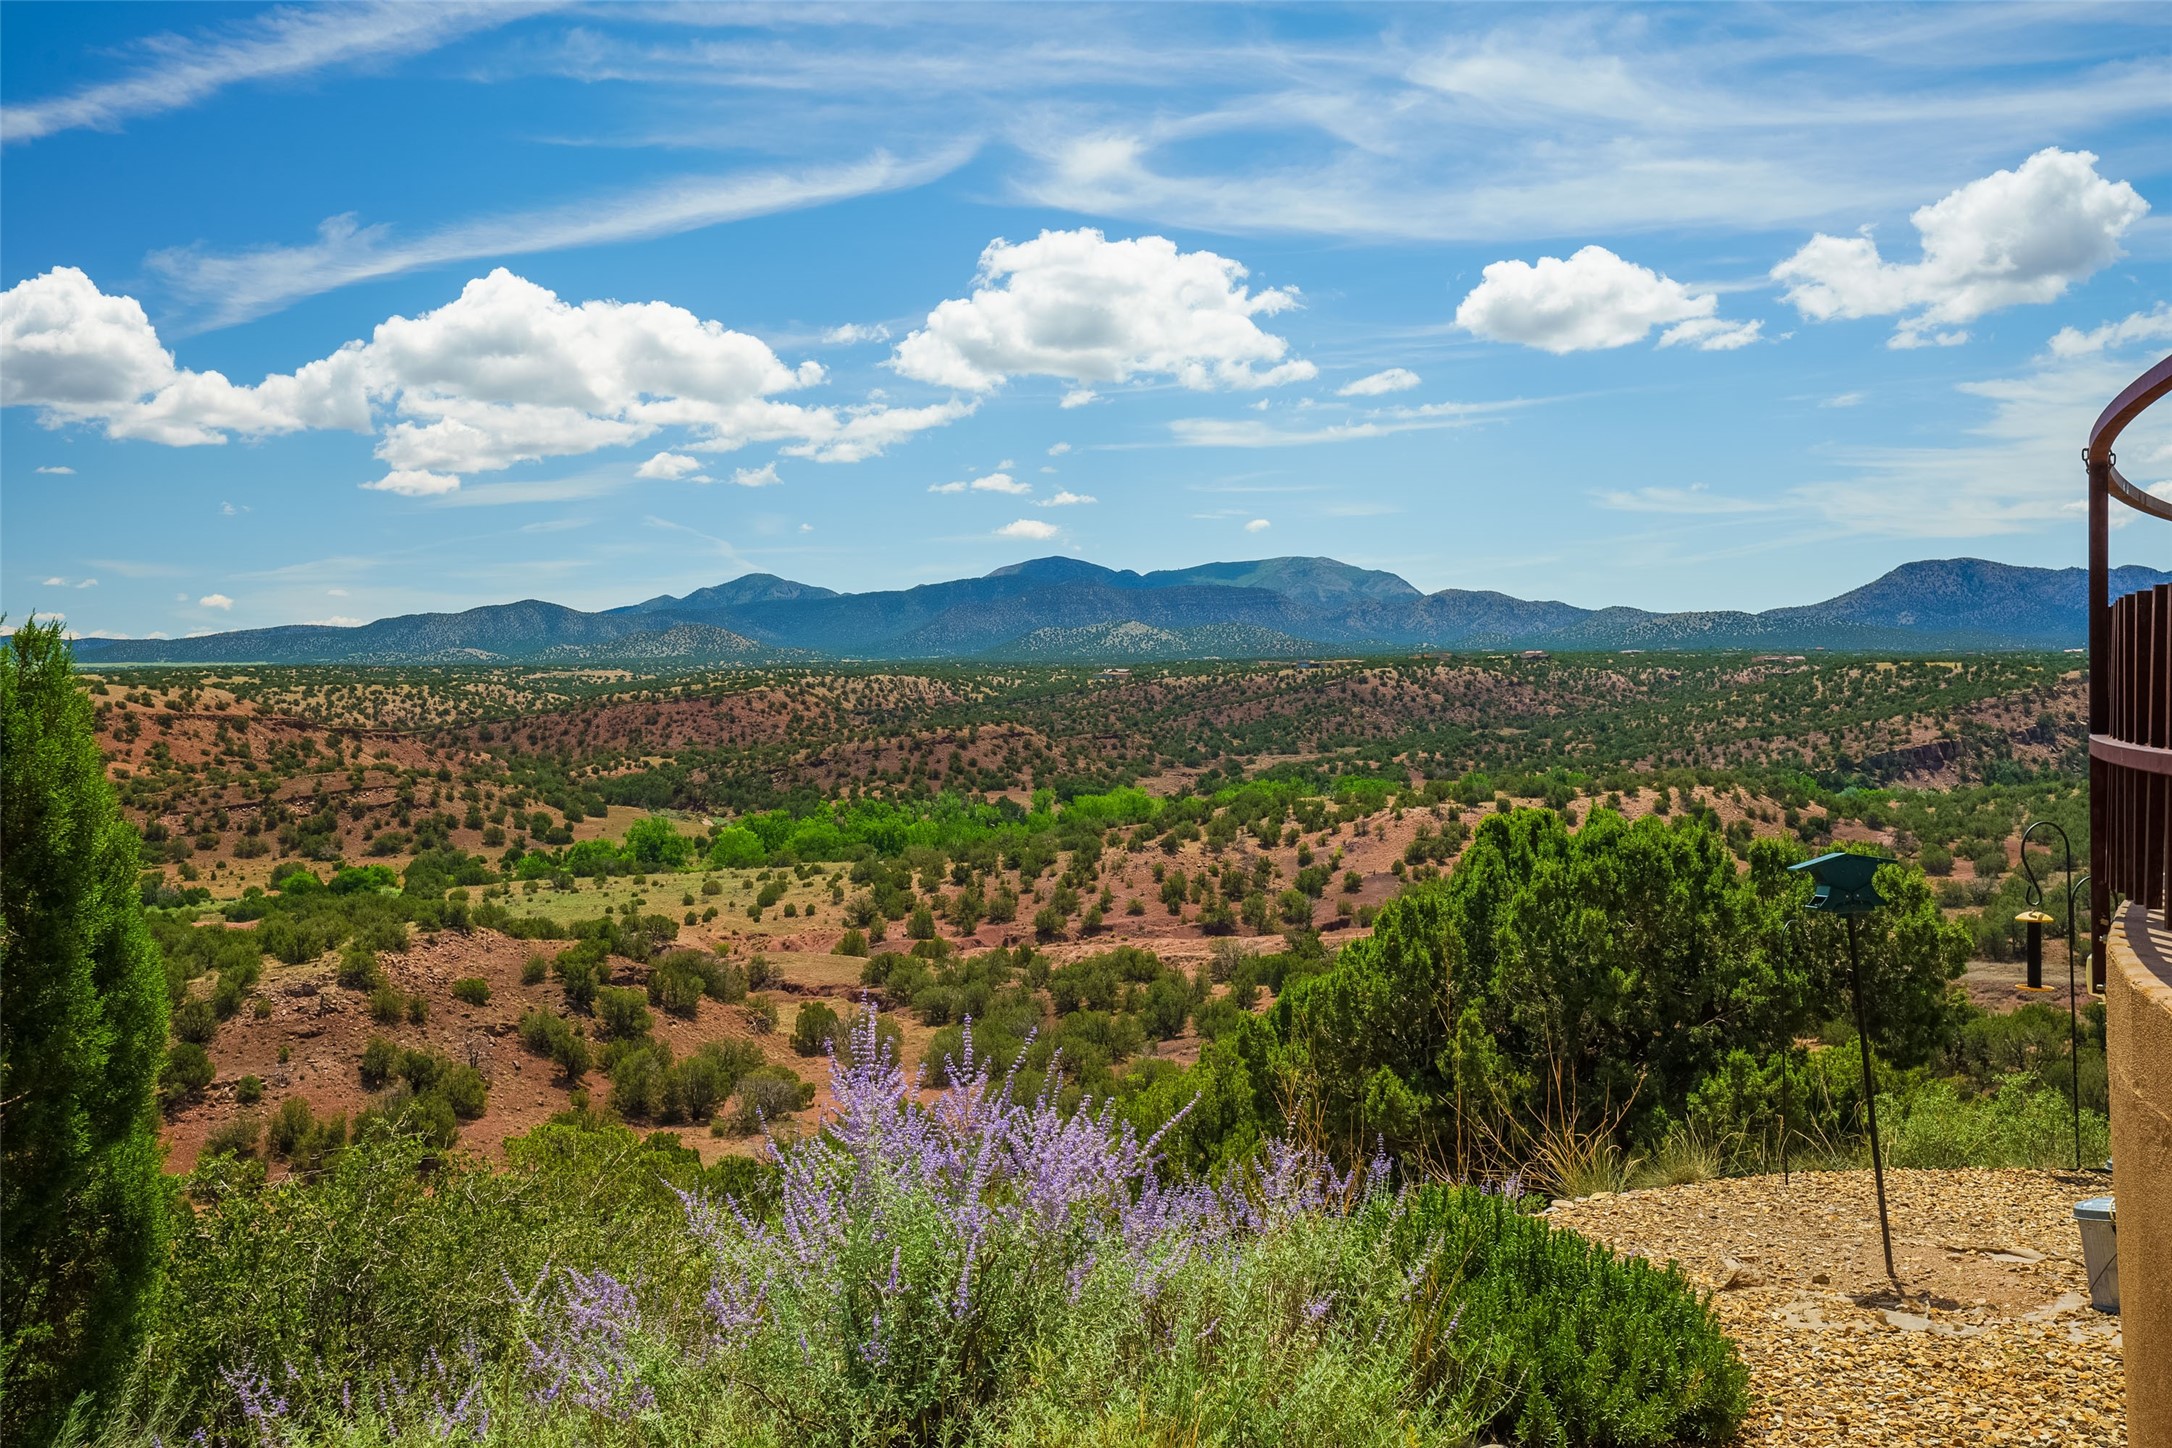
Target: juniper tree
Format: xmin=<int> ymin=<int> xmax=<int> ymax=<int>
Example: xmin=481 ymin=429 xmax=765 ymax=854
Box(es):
xmin=2 ymin=620 xmax=171 ymax=1441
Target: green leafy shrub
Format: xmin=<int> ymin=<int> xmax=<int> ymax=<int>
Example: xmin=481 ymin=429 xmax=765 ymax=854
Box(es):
xmin=726 ymin=1064 xmax=811 ymax=1133
xmin=368 ymin=985 xmax=405 ymax=1025
xmin=267 ymin=1097 xmax=347 ymax=1173
xmin=791 ymin=1000 xmax=841 ymax=1057
xmin=517 ymin=1007 xmax=593 ymax=1081
xmin=450 ymin=977 xmax=491 ymax=1006
xmin=1361 ymin=1185 xmax=1748 ymax=1445
xmin=235 ymin=1075 xmax=264 ymax=1105
xmin=1881 ymin=1077 xmax=2110 ymax=1170
xmin=358 ymin=1036 xmax=398 ymax=1090
xmin=648 ymin=948 xmax=738 ymax=1014
xmin=595 ymin=985 xmax=653 ymax=1041
xmin=171 ymin=995 xmax=219 ymax=1045
xmin=159 ymin=1041 xmax=214 ymax=1110
xmin=201 ymin=1113 xmax=262 ymax=1162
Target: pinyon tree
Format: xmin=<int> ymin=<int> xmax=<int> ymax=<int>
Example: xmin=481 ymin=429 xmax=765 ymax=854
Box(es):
xmin=2 ymin=621 xmax=171 ymax=1441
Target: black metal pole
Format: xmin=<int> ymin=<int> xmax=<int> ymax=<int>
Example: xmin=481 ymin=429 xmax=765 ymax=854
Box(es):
xmin=2023 ymin=820 xmax=2085 ymax=1175
xmin=2068 ymin=874 xmax=2089 ymax=1172
xmin=1781 ymin=1039 xmax=1791 ymax=1186
xmin=1847 ymin=914 xmax=1897 ymax=1286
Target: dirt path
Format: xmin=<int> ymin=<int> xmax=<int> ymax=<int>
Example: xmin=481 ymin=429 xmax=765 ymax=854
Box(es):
xmin=1548 ymin=1169 xmax=2123 ymax=1446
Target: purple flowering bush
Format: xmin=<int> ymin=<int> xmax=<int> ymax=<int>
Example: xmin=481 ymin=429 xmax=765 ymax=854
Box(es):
xmin=656 ymin=1010 xmax=1462 ymax=1441
xmin=121 ymin=1007 xmax=1742 ymax=1447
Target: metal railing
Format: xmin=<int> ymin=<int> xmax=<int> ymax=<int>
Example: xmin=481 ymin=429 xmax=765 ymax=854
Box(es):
xmin=2088 ymin=353 xmax=2172 ymax=987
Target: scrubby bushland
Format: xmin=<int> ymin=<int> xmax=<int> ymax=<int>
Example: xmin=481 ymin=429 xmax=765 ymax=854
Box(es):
xmin=2 ymin=621 xmax=172 ymax=1443
xmin=101 ymin=1012 xmax=1742 ymax=1447
xmin=1121 ymin=808 xmax=1973 ymax=1181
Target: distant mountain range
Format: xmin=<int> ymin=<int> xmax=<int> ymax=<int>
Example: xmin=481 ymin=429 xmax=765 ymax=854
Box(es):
xmin=69 ymin=556 xmax=2172 ymax=667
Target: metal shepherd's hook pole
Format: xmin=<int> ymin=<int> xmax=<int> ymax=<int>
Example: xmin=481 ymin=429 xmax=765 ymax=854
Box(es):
xmin=2068 ymin=872 xmax=2089 ymax=1171
xmin=2019 ymin=820 xmax=2085 ymax=1173
xmin=1790 ymin=850 xmax=1899 ymax=1289
xmin=1845 ymin=914 xmax=1897 ymax=1286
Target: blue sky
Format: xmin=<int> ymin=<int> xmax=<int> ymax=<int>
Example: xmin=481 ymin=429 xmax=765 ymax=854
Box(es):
xmin=3 ymin=2 xmax=2169 ymax=640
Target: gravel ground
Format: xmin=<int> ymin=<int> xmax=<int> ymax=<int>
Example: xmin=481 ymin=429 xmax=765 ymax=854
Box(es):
xmin=1547 ymin=1169 xmax=2124 ymax=1447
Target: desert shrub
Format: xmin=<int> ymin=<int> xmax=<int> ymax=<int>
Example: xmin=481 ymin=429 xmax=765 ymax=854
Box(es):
xmin=337 ymin=944 xmax=383 ymax=992
xmin=357 ymin=1089 xmax=459 ymax=1150
xmin=235 ymin=1075 xmax=264 ymax=1106
xmin=159 ymin=1042 xmax=214 ymax=1110
xmin=725 ymin=1065 xmax=812 ymax=1134
xmin=1366 ymin=1185 xmax=1748 ymax=1445
xmin=368 ymin=985 xmax=405 ymax=1025
xmin=517 ymin=1008 xmax=593 ymax=1081
xmin=451 ymin=977 xmax=491 ymax=1006
xmin=607 ymin=1041 xmax=673 ymax=1121
xmin=1881 ymin=1077 xmax=2110 ymax=1170
xmin=358 ymin=1036 xmax=398 ymax=1090
xmin=202 ymin=1114 xmax=262 ymax=1162
xmin=436 ymin=1064 xmax=489 ymax=1121
xmin=171 ymin=995 xmax=219 ymax=1045
xmin=521 ymin=954 xmax=549 ymax=986
xmin=595 ymin=985 xmax=653 ymax=1042
xmin=113 ymin=1009 xmax=1744 ymax=1448
xmin=670 ymin=1041 xmax=764 ymax=1124
xmin=743 ymin=996 xmax=779 ymax=1034
xmin=791 ymin=1000 xmax=842 ymax=1057
xmin=647 ymin=950 xmax=721 ymax=1016
xmin=266 ymin=1097 xmax=347 ymax=1173
xmin=836 ymin=927 xmax=869 ymax=957
xmin=1141 ymin=973 xmax=1191 ymax=1039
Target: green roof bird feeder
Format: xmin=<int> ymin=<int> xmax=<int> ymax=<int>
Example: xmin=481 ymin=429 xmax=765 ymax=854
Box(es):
xmin=1791 ymin=850 xmax=1900 ymax=1287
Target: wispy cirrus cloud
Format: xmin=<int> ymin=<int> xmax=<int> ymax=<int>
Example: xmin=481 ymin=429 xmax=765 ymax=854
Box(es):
xmin=1164 ymin=397 xmax=1537 ymax=448
xmin=2 ymin=2 xmax=546 ymax=144
xmin=150 ymin=148 xmax=971 ymax=331
xmin=1594 ymin=484 xmax=1779 ymax=515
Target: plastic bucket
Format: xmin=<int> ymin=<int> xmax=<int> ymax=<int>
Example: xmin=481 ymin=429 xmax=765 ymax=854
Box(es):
xmin=2075 ymin=1196 xmax=2118 ymax=1313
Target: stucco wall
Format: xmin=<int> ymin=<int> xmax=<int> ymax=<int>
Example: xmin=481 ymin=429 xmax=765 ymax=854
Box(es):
xmin=2108 ymin=902 xmax=2172 ymax=1448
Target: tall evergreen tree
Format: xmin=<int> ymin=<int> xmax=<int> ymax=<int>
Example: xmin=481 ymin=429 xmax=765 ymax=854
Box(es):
xmin=1 ymin=620 xmax=170 ymax=1441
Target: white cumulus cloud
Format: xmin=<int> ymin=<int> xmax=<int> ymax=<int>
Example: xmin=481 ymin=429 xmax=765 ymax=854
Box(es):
xmin=892 ymin=229 xmax=1316 ymax=394
xmin=362 ymin=469 xmax=461 ymax=497
xmin=730 ymin=463 xmax=780 ymax=487
xmin=35 ymin=464 xmax=74 ymax=474
xmin=1337 ymin=367 xmax=1421 ymax=396
xmin=1039 ymin=490 xmax=1096 ymax=507
xmin=1772 ymin=148 xmax=2147 ymax=348
xmin=1047 ymin=441 xmax=1072 ymax=456
xmin=996 ymin=518 xmax=1059 ymax=540
xmin=1244 ymin=518 xmax=1271 ymax=532
xmin=1457 ymin=246 xmax=1760 ymax=353
xmin=198 ymin=593 xmax=234 ymax=610
xmin=2048 ymin=303 xmax=2172 ymax=359
xmin=636 ymin=451 xmax=705 ymax=480
xmin=0 ymin=266 xmax=970 ymax=496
